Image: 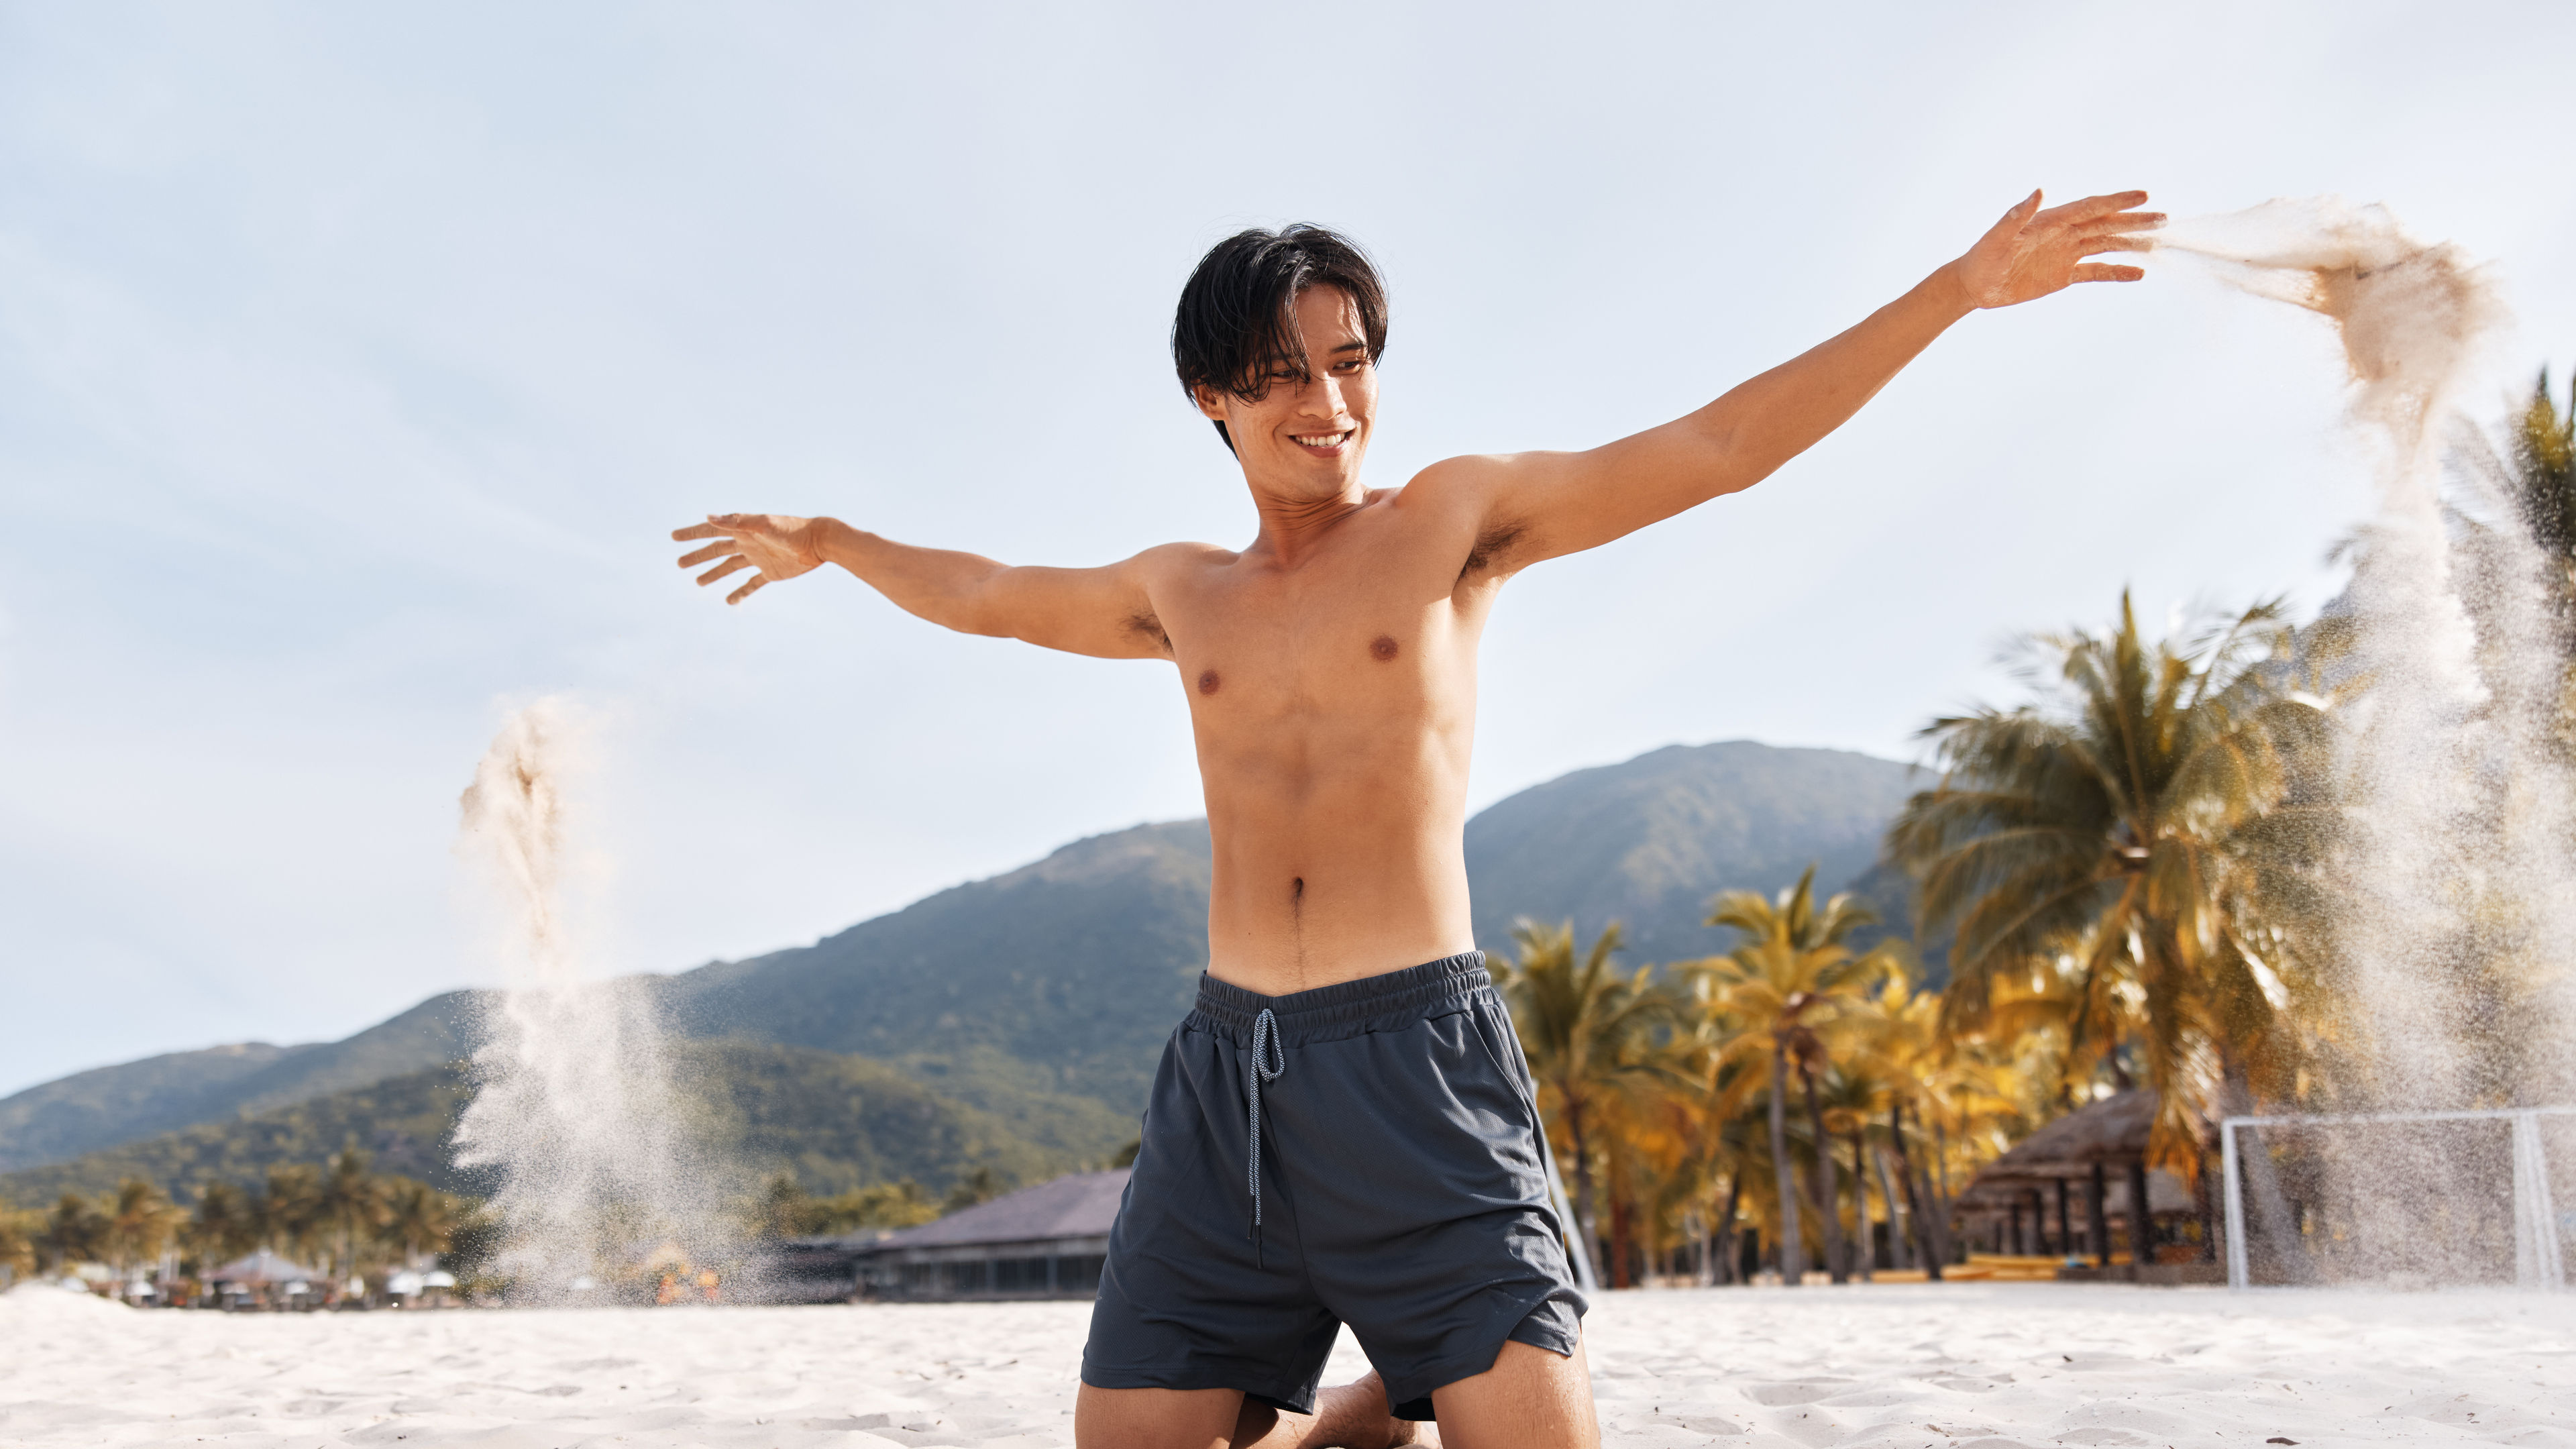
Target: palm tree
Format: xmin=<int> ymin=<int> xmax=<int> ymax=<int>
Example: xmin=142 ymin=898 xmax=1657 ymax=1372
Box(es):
xmin=1839 ymin=969 xmax=1950 ymax=1274
xmin=944 ymin=1166 xmax=1006 ymax=1213
xmin=1491 ymin=919 xmax=1673 ymax=1287
xmin=379 ymin=1180 xmax=458 ymax=1269
xmin=1886 ymin=592 xmax=2337 ymax=1171
xmin=1819 ymin=1067 xmax=1886 ymax=1279
xmin=37 ymin=1193 xmax=105 ymax=1277
xmin=186 ymin=1181 xmax=259 ymax=1271
xmin=256 ymin=1164 xmax=325 ymax=1270
xmin=1689 ymin=865 xmax=1904 ymax=1285
xmin=314 ymin=1150 xmax=385 ymax=1285
xmin=1673 ymin=1002 xmax=1772 ymax=1284
xmin=0 ymin=1207 xmax=38 ymax=1283
xmin=101 ymin=1179 xmax=188 ymax=1283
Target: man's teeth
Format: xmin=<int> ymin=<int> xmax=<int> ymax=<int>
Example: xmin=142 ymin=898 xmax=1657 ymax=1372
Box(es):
xmin=1294 ymin=431 xmax=1353 ymax=447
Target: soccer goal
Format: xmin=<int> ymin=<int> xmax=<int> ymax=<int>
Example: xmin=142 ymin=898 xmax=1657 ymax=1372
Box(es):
xmin=2220 ymin=1106 xmax=2575 ymax=1289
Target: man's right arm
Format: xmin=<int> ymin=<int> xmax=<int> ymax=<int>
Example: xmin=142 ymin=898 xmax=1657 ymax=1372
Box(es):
xmin=672 ymin=513 xmax=1176 ymax=661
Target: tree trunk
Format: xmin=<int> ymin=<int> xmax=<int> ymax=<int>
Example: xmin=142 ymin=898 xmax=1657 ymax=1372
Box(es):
xmin=1564 ymin=1095 xmax=1607 ymax=1288
xmin=1848 ymin=1127 xmax=1876 ymax=1279
xmin=2193 ymin=1147 xmax=2219 ymax=1263
xmin=1803 ymin=1067 xmax=1845 ymax=1283
xmin=1872 ymin=1136 xmax=1909 ymax=1270
xmin=1889 ymin=1099 xmax=1943 ymax=1279
xmin=2088 ymin=1161 xmax=2112 ymax=1267
xmin=1714 ymin=1171 xmax=1743 ymax=1286
xmin=1607 ymin=1177 xmax=1634 ymax=1290
xmin=2127 ymin=1157 xmax=2155 ymax=1271
xmin=1768 ymin=1044 xmax=1805 ymax=1285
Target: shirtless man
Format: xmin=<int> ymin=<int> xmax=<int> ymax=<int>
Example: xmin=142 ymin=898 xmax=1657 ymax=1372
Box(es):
xmin=674 ymin=189 xmax=2157 ymax=1449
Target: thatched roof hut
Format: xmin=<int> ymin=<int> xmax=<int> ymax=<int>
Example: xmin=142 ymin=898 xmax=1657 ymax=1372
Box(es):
xmin=1955 ymin=1091 xmax=2210 ymax=1271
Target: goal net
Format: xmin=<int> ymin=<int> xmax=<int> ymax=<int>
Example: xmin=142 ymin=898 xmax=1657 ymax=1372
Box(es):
xmin=2221 ymin=1106 xmax=2575 ymax=1288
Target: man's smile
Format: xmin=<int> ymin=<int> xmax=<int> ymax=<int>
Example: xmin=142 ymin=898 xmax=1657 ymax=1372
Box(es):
xmin=1292 ymin=428 xmax=1356 ymax=454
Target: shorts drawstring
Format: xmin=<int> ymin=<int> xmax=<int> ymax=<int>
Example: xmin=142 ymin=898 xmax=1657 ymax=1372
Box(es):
xmin=1247 ymin=1006 xmax=1285 ymax=1263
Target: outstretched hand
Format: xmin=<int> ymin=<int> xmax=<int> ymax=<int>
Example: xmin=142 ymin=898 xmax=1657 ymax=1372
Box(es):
xmin=672 ymin=513 xmax=826 ymax=604
xmin=1953 ymin=189 xmax=2161 ymax=309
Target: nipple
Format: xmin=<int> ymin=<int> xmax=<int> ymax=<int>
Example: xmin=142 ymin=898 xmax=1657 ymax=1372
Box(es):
xmin=1198 ymin=669 xmax=1221 ymax=695
xmin=1370 ymin=635 xmax=1398 ymax=661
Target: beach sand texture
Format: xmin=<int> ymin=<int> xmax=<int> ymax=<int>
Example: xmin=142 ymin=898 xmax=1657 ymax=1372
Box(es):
xmin=5 ymin=1282 xmax=2571 ymax=1448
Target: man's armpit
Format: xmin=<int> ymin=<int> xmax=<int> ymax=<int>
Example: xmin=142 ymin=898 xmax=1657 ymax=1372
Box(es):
xmin=1124 ymin=610 xmax=1173 ymax=656
xmin=1459 ymin=517 xmax=1531 ymax=583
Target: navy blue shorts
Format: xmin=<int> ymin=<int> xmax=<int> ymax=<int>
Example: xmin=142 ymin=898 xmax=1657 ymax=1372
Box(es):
xmin=1080 ymin=953 xmax=1587 ymax=1420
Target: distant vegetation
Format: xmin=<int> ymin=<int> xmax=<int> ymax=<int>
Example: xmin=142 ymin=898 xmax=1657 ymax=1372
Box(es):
xmin=1 ymin=1040 xmax=1129 ymax=1210
xmin=0 ymin=1151 xmax=465 ymax=1291
xmin=1499 ymin=586 xmax=2346 ymax=1287
xmin=1501 ymin=374 xmax=2576 ymax=1288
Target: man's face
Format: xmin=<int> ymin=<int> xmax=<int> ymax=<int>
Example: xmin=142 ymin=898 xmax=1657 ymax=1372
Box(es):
xmin=1195 ymin=284 xmax=1377 ymax=498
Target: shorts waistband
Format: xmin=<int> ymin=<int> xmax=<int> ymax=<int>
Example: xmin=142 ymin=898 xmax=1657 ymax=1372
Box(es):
xmin=1188 ymin=951 xmax=1493 ymax=1046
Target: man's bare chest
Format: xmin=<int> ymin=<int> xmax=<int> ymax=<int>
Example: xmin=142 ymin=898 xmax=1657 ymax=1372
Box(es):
xmin=1155 ymin=541 xmax=1479 ymax=720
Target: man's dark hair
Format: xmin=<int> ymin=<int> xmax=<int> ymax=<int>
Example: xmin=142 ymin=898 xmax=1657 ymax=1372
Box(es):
xmin=1172 ymin=224 xmax=1388 ymax=453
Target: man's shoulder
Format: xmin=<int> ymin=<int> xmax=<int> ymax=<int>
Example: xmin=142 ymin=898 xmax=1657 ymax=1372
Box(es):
xmin=1391 ymin=452 xmax=1527 ymax=509
xmin=1130 ymin=539 xmax=1238 ymax=578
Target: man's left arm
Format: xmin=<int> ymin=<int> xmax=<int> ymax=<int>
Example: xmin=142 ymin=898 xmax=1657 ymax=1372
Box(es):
xmin=1446 ymin=189 xmax=2159 ymax=572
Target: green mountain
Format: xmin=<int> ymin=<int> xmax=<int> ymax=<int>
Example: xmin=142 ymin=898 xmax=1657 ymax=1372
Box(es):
xmin=0 ymin=1065 xmax=475 ymax=1203
xmin=665 ymin=741 xmax=1922 ymax=1099
xmin=667 ymin=820 xmax=1215 ymax=1114
xmin=1 ymin=739 xmax=1922 ymax=1193
xmin=0 ymin=1040 xmax=1128 ymax=1205
xmin=0 ymin=991 xmax=477 ymax=1175
xmin=1462 ymin=740 xmax=1920 ymax=967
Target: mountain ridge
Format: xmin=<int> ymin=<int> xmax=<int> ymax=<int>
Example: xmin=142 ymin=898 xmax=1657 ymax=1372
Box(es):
xmin=3 ymin=738 xmax=1922 ymax=1197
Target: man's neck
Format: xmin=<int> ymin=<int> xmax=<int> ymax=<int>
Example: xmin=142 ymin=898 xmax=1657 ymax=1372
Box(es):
xmin=1245 ymin=476 xmax=1371 ymax=566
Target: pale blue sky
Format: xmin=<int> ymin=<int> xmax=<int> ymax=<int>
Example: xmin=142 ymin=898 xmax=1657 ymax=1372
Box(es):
xmin=6 ymin=1 xmax=2573 ymax=1095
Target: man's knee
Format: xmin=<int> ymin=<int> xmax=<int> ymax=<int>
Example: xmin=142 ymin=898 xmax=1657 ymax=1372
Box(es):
xmin=1427 ymin=1337 xmax=1598 ymax=1449
xmin=1073 ymin=1381 xmax=1247 ymax=1449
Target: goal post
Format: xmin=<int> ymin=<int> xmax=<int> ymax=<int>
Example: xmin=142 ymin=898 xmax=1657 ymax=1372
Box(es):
xmin=2221 ymin=1106 xmax=2573 ymax=1289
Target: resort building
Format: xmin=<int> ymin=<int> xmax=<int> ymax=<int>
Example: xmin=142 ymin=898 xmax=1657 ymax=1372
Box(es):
xmin=766 ymin=1168 xmax=1128 ymax=1303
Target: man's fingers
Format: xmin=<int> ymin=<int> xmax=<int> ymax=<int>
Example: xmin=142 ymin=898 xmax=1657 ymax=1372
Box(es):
xmin=2082 ymin=210 xmax=2165 ymax=236
xmin=2071 ymin=262 xmax=2146 ymax=284
xmin=697 ymin=557 xmax=753 ymax=587
xmin=676 ymin=540 xmax=736 ymax=568
xmin=725 ymin=574 xmax=769 ymax=606
xmin=2063 ymin=190 xmax=2150 ymax=223
xmin=672 ymin=522 xmax=729 ymax=542
xmin=2078 ymin=233 xmax=2155 ymax=256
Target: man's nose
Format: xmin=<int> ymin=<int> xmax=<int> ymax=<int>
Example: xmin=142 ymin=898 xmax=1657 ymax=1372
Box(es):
xmin=1305 ymin=372 xmax=1348 ymax=419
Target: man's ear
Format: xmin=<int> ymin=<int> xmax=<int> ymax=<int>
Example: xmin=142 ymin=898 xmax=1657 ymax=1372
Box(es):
xmin=1191 ymin=384 xmax=1237 ymax=455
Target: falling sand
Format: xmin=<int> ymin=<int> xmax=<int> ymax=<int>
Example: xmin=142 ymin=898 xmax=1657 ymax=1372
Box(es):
xmin=2153 ymin=199 xmax=2575 ymax=1283
xmin=448 ymin=700 xmax=743 ymax=1301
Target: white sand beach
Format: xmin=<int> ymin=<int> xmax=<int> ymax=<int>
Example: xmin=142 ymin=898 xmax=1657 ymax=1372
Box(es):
xmin=5 ymin=1282 xmax=2571 ymax=1448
